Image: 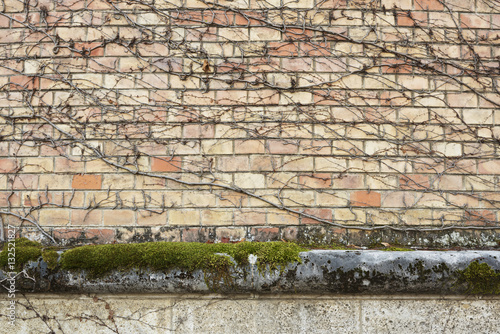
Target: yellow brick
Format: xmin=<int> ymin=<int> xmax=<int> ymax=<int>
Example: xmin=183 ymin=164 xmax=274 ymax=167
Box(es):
xmin=234 ymin=173 xmax=266 ymax=188
xmin=39 ymin=175 xmax=72 ymax=190
xmin=22 ymin=158 xmax=53 ymax=173
xmin=267 ymin=209 xmax=299 ymax=225
xmin=137 ymin=211 xmax=167 ymax=226
xmin=317 ymin=192 xmax=349 ymax=207
xmin=103 ymin=210 xmax=135 ymax=225
xmin=85 ymin=160 xmax=117 ymax=173
xmin=281 ymin=157 xmax=314 ymax=172
xmin=169 ymin=210 xmax=200 ymax=226
xmin=39 ymin=209 xmax=70 ymax=226
xmin=201 ymin=140 xmax=233 ymax=155
xmin=250 ymin=27 xmax=281 ymax=41
xmin=201 ymin=210 xmax=233 ymax=226
xmin=334 ymin=208 xmax=366 ymax=224
xmin=102 ymin=174 xmax=135 ymax=189
xmin=218 ymin=28 xmax=249 ymax=41
xmin=281 ymin=190 xmax=315 ymax=206
xmin=183 ymin=191 xmax=217 ymax=207
xmin=366 ymin=175 xmax=398 ymax=190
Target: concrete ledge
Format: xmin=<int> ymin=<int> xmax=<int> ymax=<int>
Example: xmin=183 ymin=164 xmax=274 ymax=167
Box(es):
xmin=2 ymin=250 xmax=499 ymax=295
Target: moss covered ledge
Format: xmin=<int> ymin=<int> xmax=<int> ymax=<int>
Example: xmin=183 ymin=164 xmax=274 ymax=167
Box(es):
xmin=1 ymin=239 xmax=499 ymax=295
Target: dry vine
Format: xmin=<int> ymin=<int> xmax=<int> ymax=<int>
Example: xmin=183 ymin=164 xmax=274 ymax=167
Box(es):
xmin=0 ymin=0 xmax=499 ymax=244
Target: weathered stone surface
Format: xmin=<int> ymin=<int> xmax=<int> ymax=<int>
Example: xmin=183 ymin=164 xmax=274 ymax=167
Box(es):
xmin=362 ymin=298 xmax=500 ymax=334
xmin=1 ymin=250 xmax=499 ymax=295
xmin=1 ymin=294 xmax=499 ymax=334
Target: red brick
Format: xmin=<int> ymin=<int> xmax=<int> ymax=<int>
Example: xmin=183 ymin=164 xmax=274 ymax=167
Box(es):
xmin=151 ymin=157 xmax=182 ymax=172
xmin=415 ymin=0 xmax=443 ymax=10
xmin=234 ymin=11 xmax=266 ymax=26
xmin=397 ymin=11 xmax=427 ymax=26
xmin=10 ymin=75 xmax=39 ymax=90
xmin=0 ymin=158 xmax=18 ymax=173
xmin=72 ymin=175 xmax=102 ymax=189
xmin=351 ymin=191 xmax=381 ymax=207
xmin=172 ymin=10 xmax=203 ymax=25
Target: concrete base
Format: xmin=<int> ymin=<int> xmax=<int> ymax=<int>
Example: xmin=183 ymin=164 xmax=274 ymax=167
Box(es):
xmin=1 ymin=294 xmax=499 ymax=333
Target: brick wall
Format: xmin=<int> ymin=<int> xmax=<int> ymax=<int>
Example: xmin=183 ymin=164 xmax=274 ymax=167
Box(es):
xmin=0 ymin=0 xmax=499 ymax=246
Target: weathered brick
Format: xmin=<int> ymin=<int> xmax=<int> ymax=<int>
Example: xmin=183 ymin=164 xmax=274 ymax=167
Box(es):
xmin=0 ymin=158 xmax=18 ymax=173
xmin=302 ymin=208 xmax=333 ymax=225
xmin=250 ymin=227 xmax=280 ymax=241
xmin=103 ymin=210 xmax=135 ymax=226
xmin=72 ymin=175 xmax=102 ymax=190
xmin=268 ymin=209 xmax=300 ymax=225
xmin=71 ymin=209 xmax=102 ymax=226
xmin=351 ymin=191 xmax=381 ymax=207
xmin=39 ymin=209 xmax=70 ymax=226
xmin=201 ymin=210 xmax=233 ymax=226
xmin=151 ymin=157 xmax=182 ymax=172
xmin=267 ymin=139 xmax=298 ymax=154
xmin=415 ymin=0 xmax=444 ymax=10
xmin=478 ymin=160 xmax=500 ymax=174
xmin=169 ymin=210 xmax=200 ymax=226
xmin=137 ymin=211 xmax=167 ymax=226
xmin=216 ymin=227 xmax=246 ymax=242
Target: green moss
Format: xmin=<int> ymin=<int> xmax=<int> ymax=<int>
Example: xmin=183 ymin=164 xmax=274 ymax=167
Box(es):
xmin=459 ymin=261 xmax=500 ymax=295
xmin=41 ymin=250 xmax=59 ymax=270
xmin=299 ymin=241 xmax=349 ymax=250
xmin=60 ymin=241 xmax=306 ymax=278
xmin=0 ymin=238 xmax=42 ymax=270
xmin=380 ymin=247 xmax=414 ymax=251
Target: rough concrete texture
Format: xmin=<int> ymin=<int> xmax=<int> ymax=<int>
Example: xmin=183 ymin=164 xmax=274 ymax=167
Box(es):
xmin=0 ymin=294 xmax=499 ymax=333
xmin=2 ymin=250 xmax=499 ymax=294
